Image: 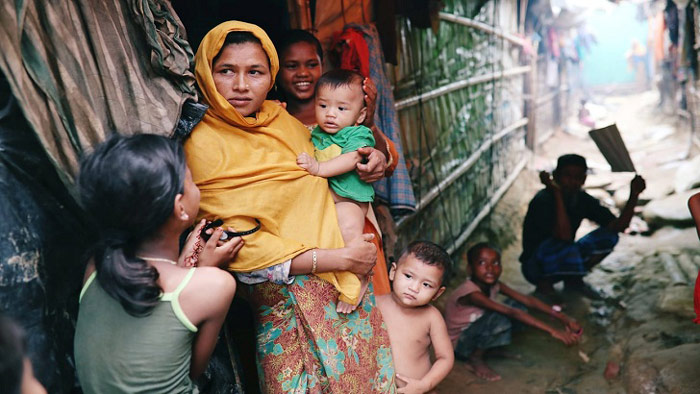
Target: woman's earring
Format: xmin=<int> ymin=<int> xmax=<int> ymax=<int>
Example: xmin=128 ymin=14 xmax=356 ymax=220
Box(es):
xmin=181 ymin=213 xmax=189 ymax=221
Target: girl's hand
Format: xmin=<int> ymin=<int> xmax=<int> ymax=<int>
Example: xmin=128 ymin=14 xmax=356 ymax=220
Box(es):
xmin=179 ymin=219 xmax=207 ymax=267
xmin=361 ymin=77 xmax=377 ymax=129
xmin=566 ymin=320 xmax=582 ymax=335
xmin=396 ymin=374 xmax=430 ymax=394
xmin=342 ymin=233 xmax=377 ymax=275
xmin=551 ymin=329 xmax=579 ymax=346
xmin=356 ymin=147 xmax=387 ymax=183
xmin=297 ymin=152 xmax=320 ymax=175
xmin=198 ymin=227 xmax=244 ymax=268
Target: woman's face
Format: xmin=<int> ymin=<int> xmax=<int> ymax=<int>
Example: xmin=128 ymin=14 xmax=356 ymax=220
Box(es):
xmin=212 ymin=42 xmax=272 ymax=117
xmin=278 ymin=41 xmax=322 ymax=102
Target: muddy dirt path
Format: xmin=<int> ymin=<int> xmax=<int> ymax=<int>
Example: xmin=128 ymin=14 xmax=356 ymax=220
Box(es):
xmin=436 ymin=91 xmax=700 ymax=393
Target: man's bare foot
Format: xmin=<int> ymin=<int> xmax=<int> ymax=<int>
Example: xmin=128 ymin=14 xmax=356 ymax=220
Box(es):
xmin=336 ymin=274 xmax=371 ymax=314
xmin=465 ymin=350 xmax=501 ymax=381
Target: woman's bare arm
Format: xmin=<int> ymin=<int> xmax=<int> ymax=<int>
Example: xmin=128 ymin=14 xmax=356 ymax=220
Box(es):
xmin=289 ymin=233 xmax=377 ymax=276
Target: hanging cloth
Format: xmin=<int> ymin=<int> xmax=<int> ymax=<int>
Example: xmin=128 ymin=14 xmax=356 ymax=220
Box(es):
xmin=331 ymin=28 xmax=371 ymax=77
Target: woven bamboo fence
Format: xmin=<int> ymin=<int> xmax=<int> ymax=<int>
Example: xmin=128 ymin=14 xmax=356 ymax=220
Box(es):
xmin=393 ymin=0 xmax=530 ymax=258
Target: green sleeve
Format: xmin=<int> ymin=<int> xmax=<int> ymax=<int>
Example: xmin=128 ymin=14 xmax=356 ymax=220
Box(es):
xmin=340 ymin=125 xmax=375 ymax=154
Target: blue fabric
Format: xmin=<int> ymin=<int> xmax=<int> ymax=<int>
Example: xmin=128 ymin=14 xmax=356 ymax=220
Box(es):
xmin=346 ymin=23 xmax=416 ymax=215
xmin=522 ymin=227 xmax=619 ymax=284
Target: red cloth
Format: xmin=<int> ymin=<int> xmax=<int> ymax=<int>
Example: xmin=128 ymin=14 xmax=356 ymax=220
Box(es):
xmin=331 ymin=27 xmax=371 ymax=78
xmin=694 ymin=270 xmax=700 ymax=324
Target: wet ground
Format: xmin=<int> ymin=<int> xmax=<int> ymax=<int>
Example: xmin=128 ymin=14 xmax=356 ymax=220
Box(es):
xmin=436 ymin=90 xmax=700 ymax=393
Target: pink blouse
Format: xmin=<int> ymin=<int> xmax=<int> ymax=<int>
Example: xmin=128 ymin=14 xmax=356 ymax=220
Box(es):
xmin=443 ymin=279 xmax=500 ymax=345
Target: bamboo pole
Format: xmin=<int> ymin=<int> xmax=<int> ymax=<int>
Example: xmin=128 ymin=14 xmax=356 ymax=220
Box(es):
xmin=659 ymin=252 xmax=688 ymax=286
xmin=525 ymin=42 xmax=538 ymax=150
xmin=677 ymin=254 xmax=698 ymax=285
xmin=438 ymin=12 xmax=525 ymax=47
xmin=395 ymin=66 xmax=531 ymax=110
xmin=447 ymin=153 xmax=530 ymax=254
xmin=398 ymin=117 xmax=528 ymax=222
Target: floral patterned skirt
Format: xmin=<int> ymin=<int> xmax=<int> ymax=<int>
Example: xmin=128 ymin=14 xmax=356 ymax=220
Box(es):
xmin=249 ymin=275 xmax=396 ymax=393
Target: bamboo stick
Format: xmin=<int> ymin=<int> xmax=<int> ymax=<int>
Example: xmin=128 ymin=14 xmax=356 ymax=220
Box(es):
xmin=447 ymin=153 xmax=530 ymax=254
xmin=397 ymin=117 xmax=528 ymax=227
xmin=395 ymin=66 xmax=531 ymax=110
xmin=677 ymin=254 xmax=698 ymax=284
xmin=438 ymin=12 xmax=526 ymax=47
xmin=659 ymin=252 xmax=688 ymax=286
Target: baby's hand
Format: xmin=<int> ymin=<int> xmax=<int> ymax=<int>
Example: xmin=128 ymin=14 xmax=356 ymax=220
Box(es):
xmin=297 ymin=152 xmax=320 ymax=175
xmin=396 ymin=375 xmax=430 ymax=394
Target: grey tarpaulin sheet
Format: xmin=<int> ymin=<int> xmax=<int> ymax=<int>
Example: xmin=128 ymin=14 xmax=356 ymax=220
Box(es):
xmin=0 ymin=0 xmax=197 ymax=186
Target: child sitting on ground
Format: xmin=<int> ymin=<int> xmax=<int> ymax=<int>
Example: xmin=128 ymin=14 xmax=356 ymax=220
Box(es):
xmin=376 ymin=241 xmax=454 ymax=393
xmin=297 ymin=69 xmax=376 ymax=313
xmin=444 ymin=243 xmax=581 ymax=382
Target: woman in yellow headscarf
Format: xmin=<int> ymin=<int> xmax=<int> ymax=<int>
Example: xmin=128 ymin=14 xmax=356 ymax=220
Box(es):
xmin=184 ymin=21 xmax=396 ymax=392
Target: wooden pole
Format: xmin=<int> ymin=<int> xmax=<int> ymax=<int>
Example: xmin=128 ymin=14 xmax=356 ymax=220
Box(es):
xmin=525 ymin=41 xmax=539 ymax=150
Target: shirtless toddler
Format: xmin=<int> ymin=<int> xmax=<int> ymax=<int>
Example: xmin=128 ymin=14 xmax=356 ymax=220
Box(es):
xmin=377 ymin=241 xmax=454 ymax=393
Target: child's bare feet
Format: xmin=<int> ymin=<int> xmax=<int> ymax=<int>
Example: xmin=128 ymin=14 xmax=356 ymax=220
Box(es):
xmin=337 ymin=274 xmax=371 ymax=313
xmin=465 ymin=350 xmax=501 ymax=381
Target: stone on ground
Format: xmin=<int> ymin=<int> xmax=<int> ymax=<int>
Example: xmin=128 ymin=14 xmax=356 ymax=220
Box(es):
xmin=642 ymin=189 xmax=700 ymax=228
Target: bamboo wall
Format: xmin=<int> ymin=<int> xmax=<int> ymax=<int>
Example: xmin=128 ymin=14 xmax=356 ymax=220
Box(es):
xmin=392 ymin=0 xmax=529 ymax=258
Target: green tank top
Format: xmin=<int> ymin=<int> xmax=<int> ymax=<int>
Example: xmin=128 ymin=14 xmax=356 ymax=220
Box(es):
xmin=74 ymin=268 xmax=198 ymax=394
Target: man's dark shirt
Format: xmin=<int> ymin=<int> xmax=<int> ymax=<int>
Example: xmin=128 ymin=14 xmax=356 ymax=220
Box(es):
xmin=520 ymin=188 xmax=616 ymax=263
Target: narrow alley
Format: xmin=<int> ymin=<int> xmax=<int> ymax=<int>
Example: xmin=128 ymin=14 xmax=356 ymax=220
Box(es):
xmin=440 ymin=90 xmax=700 ymax=393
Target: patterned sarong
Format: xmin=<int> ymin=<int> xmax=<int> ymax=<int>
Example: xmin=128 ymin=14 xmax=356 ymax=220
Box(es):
xmin=249 ymin=275 xmax=396 ymax=393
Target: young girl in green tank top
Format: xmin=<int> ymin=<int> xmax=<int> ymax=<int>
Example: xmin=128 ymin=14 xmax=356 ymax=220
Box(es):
xmin=73 ymin=135 xmax=241 ymax=394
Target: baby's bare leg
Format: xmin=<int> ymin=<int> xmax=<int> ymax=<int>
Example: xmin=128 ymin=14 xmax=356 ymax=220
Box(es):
xmin=334 ymin=200 xmax=369 ymax=245
xmin=332 ymin=195 xmax=371 ymax=313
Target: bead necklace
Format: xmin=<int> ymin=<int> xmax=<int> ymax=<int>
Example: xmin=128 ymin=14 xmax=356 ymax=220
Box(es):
xmin=136 ymin=256 xmax=177 ymax=265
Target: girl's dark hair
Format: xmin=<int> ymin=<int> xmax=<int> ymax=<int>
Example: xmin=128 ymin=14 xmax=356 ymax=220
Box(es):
xmin=78 ymin=134 xmax=186 ymax=317
xmin=277 ymin=29 xmax=323 ymax=62
xmin=213 ymin=31 xmax=267 ymax=66
xmin=466 ymin=242 xmax=501 ymax=266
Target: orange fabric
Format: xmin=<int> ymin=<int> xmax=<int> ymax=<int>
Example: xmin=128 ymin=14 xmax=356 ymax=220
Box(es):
xmin=187 ymin=21 xmax=360 ymax=304
xmin=365 ymin=219 xmax=390 ymax=295
xmin=368 ymin=136 xmax=396 ymax=296
xmin=384 ymin=136 xmax=398 ymax=178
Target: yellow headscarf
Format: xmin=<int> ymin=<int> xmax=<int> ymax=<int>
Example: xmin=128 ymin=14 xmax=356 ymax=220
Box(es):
xmin=186 ymin=21 xmax=360 ymax=304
